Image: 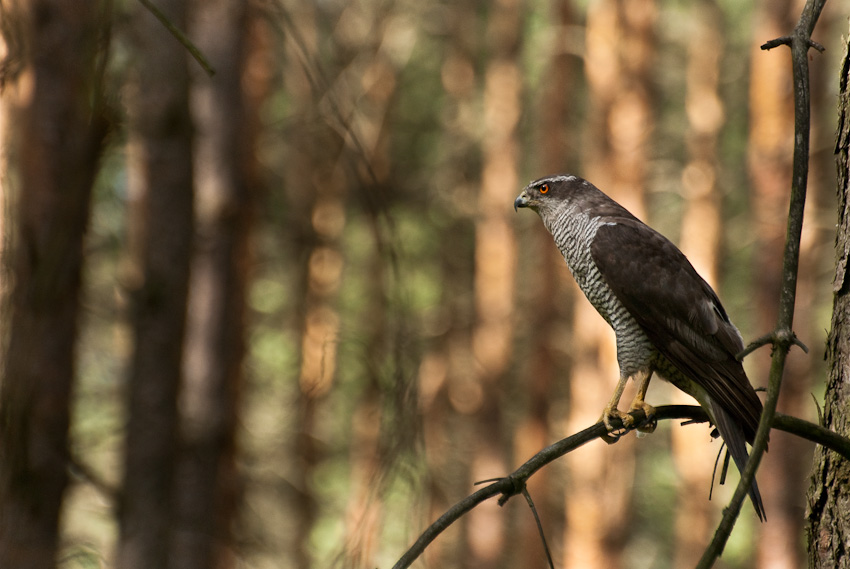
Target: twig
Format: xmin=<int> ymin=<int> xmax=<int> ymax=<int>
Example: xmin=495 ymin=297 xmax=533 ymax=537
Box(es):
xmin=737 ymin=330 xmax=809 ymax=360
xmin=773 ymin=412 xmax=850 ymax=459
xmin=697 ymin=0 xmax=828 ymax=567
xmin=391 ymin=404 xmax=850 ymax=569
xmin=521 ymin=486 xmax=555 ymax=569
xmin=137 ymin=0 xmax=216 ymax=77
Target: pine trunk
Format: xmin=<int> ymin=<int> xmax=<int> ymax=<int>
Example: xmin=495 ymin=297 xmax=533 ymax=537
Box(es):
xmin=469 ymin=0 xmax=522 ymax=565
xmin=0 ymin=1 xmax=106 ymax=566
xmin=171 ymin=2 xmax=255 ymax=568
xmin=805 ymin=24 xmax=850 ymax=569
xmin=673 ymin=3 xmax=724 ymax=565
xmin=565 ymin=1 xmax=655 ymax=566
xmin=117 ymin=0 xmax=195 ymax=566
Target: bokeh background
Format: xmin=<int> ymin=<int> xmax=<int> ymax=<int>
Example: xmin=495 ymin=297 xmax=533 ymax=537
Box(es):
xmin=1 ymin=0 xmax=848 ymax=568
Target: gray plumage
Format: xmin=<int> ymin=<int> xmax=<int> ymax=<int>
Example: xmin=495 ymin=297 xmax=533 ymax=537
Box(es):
xmin=515 ymin=174 xmax=765 ymax=521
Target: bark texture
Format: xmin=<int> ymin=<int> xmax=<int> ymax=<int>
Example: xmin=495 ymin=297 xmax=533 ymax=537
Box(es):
xmin=805 ymin=25 xmax=850 ymax=569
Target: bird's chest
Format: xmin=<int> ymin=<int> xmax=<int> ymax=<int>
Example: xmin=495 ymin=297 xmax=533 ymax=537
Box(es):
xmin=547 ymin=210 xmax=657 ymax=376
xmin=548 ymin=211 xmax=617 ymax=321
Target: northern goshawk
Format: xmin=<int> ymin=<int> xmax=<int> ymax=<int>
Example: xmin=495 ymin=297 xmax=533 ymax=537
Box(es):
xmin=515 ymin=174 xmax=765 ymax=521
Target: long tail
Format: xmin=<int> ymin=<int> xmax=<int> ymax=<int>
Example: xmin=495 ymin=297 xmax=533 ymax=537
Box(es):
xmin=710 ymin=402 xmax=766 ymax=521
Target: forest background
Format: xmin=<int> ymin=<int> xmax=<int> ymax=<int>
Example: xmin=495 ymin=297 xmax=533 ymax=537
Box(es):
xmin=0 ymin=0 xmax=848 ymax=568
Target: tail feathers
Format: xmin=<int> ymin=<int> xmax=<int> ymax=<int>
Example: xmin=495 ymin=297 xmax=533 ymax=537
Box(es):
xmin=711 ymin=402 xmax=766 ymax=522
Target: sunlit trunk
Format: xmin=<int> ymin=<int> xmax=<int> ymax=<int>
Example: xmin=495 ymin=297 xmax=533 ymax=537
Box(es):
xmin=468 ymin=0 xmax=522 ymax=566
xmin=673 ymin=2 xmax=724 ymax=564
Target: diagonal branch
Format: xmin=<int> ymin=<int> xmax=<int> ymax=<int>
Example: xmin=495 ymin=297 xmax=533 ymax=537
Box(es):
xmin=697 ymin=0 xmax=828 ymax=566
xmin=391 ymin=404 xmax=850 ymax=569
xmin=136 ymin=0 xmax=215 ymax=76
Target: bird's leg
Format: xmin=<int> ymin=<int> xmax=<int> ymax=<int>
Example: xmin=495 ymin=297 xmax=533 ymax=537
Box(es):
xmin=600 ymin=370 xmax=657 ymax=442
xmin=628 ymin=369 xmax=657 ymax=435
xmin=600 ymin=375 xmax=633 ymax=442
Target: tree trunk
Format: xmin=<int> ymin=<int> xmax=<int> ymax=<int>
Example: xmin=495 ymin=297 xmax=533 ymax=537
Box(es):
xmin=0 ymin=1 xmax=107 ymax=567
xmin=513 ymin=0 xmax=578 ymax=564
xmin=117 ymin=0 xmax=195 ymax=567
xmin=469 ymin=0 xmax=522 ymax=565
xmin=171 ymin=2 xmax=255 ymax=569
xmin=805 ymin=24 xmax=850 ymax=569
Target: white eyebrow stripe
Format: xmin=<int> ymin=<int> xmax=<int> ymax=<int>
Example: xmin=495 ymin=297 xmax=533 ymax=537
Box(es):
xmin=532 ymin=174 xmax=578 ymax=185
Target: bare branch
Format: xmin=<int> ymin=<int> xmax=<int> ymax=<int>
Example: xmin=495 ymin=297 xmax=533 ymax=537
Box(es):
xmin=521 ymin=486 xmax=555 ymax=569
xmin=391 ymin=404 xmax=850 ymax=569
xmin=737 ymin=329 xmax=810 ymax=360
xmin=137 ymin=0 xmax=215 ymax=76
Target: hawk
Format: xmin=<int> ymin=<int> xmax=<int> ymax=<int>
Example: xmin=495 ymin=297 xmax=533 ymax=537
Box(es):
xmin=515 ymin=174 xmax=765 ymax=520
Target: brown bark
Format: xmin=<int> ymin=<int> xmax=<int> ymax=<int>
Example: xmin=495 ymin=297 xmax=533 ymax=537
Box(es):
xmin=0 ymin=1 xmax=107 ymax=568
xmin=117 ymin=0 xmax=194 ymax=567
xmin=171 ymin=2 xmax=256 ymax=569
xmin=566 ymin=1 xmax=655 ymax=567
xmin=805 ymin=23 xmax=850 ymax=569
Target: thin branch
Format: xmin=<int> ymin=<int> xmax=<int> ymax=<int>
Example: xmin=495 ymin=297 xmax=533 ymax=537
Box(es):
xmin=698 ymin=0 xmax=828 ymax=566
xmin=521 ymin=486 xmax=555 ymax=569
xmin=137 ymin=0 xmax=216 ymax=77
xmin=391 ymin=404 xmax=850 ymax=569
xmin=737 ymin=330 xmax=809 ymax=360
xmin=773 ymin=413 xmax=850 ymax=458
xmin=391 ymin=407 xmax=692 ymax=569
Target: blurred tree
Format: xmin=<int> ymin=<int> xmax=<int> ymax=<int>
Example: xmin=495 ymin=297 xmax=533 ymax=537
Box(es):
xmin=469 ymin=0 xmax=523 ymax=565
xmin=806 ymin=22 xmax=850 ymax=568
xmin=283 ymin=3 xmax=347 ymax=568
xmin=340 ymin=6 xmax=408 ymax=566
xmin=672 ymin=1 xmax=725 ymax=565
xmin=116 ymin=0 xmax=194 ymax=567
xmin=0 ymin=0 xmax=845 ymax=567
xmin=565 ymin=1 xmax=656 ymax=567
xmin=513 ymin=0 xmax=579 ymax=563
xmin=418 ymin=2 xmax=480 ymax=566
xmin=0 ymin=1 xmax=109 ymax=568
xmin=171 ymin=2 xmax=258 ymax=569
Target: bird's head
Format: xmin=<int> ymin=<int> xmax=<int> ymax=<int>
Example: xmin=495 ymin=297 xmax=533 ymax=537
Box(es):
xmin=514 ymin=175 xmax=582 ymax=214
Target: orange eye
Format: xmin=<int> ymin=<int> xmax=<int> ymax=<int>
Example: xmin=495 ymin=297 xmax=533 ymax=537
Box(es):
xmin=540 ymin=184 xmax=549 ymax=194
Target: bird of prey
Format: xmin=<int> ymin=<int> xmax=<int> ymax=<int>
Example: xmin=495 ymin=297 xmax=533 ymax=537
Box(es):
xmin=515 ymin=174 xmax=765 ymax=521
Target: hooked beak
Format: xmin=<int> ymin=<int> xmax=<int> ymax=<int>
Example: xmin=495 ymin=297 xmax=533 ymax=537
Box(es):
xmin=514 ymin=191 xmax=530 ymax=211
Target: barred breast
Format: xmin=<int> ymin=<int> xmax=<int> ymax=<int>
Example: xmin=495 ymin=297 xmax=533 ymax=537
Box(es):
xmin=545 ymin=203 xmax=657 ymax=379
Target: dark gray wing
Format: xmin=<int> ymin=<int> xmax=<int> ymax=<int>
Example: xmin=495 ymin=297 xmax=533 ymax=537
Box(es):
xmin=589 ymin=218 xmax=762 ymax=436
xmin=591 ymin=218 xmax=765 ymax=520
